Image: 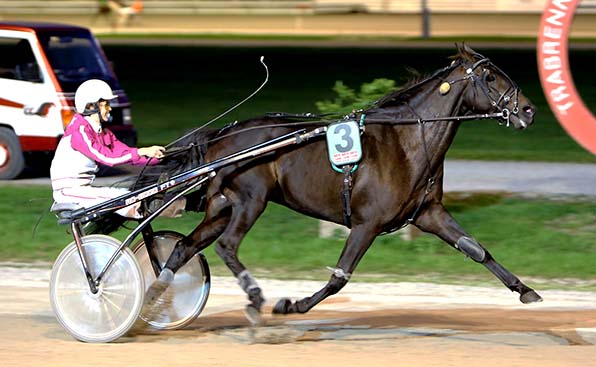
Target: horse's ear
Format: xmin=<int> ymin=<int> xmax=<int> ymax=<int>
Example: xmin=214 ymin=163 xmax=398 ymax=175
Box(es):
xmin=461 ymin=43 xmax=477 ymax=56
xmin=455 ymin=42 xmax=480 ymax=62
xmin=456 ymin=42 xmax=474 ymax=55
xmin=453 ymin=42 xmax=468 ymax=61
xmin=455 ymin=42 xmax=463 ymax=55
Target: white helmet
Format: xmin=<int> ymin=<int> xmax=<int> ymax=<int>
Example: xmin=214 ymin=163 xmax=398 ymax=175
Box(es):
xmin=74 ymin=79 xmax=117 ymax=115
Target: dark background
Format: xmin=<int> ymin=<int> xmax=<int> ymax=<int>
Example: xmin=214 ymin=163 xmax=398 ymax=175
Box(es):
xmin=101 ymin=44 xmax=596 ymax=162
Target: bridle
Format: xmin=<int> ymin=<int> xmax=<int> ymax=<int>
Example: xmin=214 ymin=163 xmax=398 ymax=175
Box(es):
xmin=445 ymin=57 xmax=521 ymax=127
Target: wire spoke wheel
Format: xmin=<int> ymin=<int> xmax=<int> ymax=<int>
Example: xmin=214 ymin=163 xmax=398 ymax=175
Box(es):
xmin=50 ymin=235 xmax=144 ymax=343
xmin=133 ymin=231 xmax=210 ymax=330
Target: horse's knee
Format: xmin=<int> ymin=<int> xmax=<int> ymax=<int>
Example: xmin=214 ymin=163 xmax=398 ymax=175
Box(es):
xmin=455 ymin=236 xmax=486 ymax=262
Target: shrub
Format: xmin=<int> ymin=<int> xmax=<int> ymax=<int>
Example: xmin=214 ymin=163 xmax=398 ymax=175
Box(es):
xmin=315 ymin=78 xmax=399 ymax=116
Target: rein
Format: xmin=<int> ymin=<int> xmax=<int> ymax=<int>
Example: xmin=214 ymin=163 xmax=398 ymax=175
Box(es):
xmin=169 ymin=110 xmax=506 ymax=150
xmin=363 ymin=110 xmax=505 ymax=125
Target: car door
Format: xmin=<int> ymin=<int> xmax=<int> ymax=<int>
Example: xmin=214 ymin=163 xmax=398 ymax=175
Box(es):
xmin=0 ymin=32 xmax=63 ymax=144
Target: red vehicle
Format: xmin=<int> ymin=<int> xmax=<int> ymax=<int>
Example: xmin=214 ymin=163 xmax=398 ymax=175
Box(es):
xmin=0 ymin=21 xmax=137 ymax=179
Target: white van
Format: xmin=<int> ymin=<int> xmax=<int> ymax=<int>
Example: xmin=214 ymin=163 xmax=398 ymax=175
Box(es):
xmin=0 ymin=21 xmax=137 ymax=179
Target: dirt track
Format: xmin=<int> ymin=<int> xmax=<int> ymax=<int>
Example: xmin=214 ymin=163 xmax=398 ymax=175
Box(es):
xmin=2 ymin=265 xmax=596 ymax=367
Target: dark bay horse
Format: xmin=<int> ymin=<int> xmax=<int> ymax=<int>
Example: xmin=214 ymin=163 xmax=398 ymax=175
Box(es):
xmin=138 ymin=44 xmax=541 ymax=321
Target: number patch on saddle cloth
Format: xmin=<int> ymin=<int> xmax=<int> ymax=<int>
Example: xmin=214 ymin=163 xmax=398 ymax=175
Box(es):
xmin=326 ymin=120 xmax=362 ymax=166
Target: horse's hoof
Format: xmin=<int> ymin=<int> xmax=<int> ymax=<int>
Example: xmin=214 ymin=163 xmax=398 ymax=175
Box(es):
xmin=272 ymin=298 xmax=292 ymax=315
xmin=520 ymin=290 xmax=543 ymax=304
xmin=244 ymin=305 xmax=263 ymax=326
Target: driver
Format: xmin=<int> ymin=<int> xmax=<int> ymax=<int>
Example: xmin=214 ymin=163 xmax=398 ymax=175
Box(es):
xmin=50 ymin=79 xmax=166 ymax=218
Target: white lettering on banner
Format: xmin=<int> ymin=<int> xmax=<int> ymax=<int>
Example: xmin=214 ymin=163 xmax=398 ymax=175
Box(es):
xmin=543 ymin=25 xmax=562 ymax=39
xmin=537 ymin=0 xmax=596 ymax=155
xmin=550 ymin=86 xmax=570 ymax=103
xmin=540 ymin=4 xmax=573 ymax=115
xmin=542 ymin=56 xmax=561 ymax=70
xmin=546 ymin=70 xmax=564 ymax=85
xmin=541 ymin=41 xmax=560 ymax=55
xmin=546 ymin=8 xmax=565 ymax=26
xmin=551 ymin=0 xmax=571 ymax=11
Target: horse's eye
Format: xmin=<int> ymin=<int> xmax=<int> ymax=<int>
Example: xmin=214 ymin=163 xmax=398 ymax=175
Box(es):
xmin=485 ymin=73 xmax=496 ymax=82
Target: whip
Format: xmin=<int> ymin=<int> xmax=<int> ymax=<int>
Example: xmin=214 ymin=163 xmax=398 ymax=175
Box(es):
xmin=166 ymin=56 xmax=270 ymax=149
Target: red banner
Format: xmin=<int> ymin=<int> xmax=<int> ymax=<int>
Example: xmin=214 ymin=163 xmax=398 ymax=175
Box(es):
xmin=537 ymin=0 xmax=596 ymax=155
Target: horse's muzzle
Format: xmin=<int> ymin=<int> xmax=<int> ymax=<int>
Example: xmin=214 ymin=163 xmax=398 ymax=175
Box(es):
xmin=512 ymin=104 xmax=536 ymax=130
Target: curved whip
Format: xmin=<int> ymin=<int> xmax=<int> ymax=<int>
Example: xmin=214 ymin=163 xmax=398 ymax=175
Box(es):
xmin=166 ymin=56 xmax=270 ymax=148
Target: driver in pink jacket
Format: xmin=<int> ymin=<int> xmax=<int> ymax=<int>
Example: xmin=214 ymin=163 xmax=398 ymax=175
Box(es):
xmin=50 ymin=79 xmax=164 ymax=218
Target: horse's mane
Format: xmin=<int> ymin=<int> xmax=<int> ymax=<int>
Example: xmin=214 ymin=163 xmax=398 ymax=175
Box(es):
xmin=370 ymin=44 xmax=481 ymax=109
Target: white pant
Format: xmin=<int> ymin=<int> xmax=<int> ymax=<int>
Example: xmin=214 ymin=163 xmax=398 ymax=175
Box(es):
xmin=53 ymin=186 xmax=142 ymax=219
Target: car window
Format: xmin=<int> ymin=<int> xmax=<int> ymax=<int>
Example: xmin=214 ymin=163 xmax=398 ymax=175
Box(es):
xmin=42 ymin=35 xmax=111 ymax=83
xmin=0 ymin=37 xmax=43 ymax=83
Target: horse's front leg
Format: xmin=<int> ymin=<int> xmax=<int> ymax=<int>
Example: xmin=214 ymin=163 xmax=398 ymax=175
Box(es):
xmin=414 ymin=202 xmax=542 ymax=304
xmin=273 ymin=224 xmax=378 ymax=315
xmin=212 ymin=197 xmax=270 ymax=324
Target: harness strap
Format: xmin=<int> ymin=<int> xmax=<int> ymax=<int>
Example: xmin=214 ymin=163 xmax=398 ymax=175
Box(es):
xmin=266 ymin=111 xmax=331 ymax=119
xmin=341 ymin=164 xmax=354 ymax=228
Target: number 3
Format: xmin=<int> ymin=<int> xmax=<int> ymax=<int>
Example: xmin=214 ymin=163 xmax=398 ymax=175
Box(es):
xmin=333 ymin=123 xmax=353 ymax=152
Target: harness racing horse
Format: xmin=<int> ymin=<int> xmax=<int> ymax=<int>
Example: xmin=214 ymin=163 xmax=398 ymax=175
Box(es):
xmin=137 ymin=44 xmax=541 ymax=322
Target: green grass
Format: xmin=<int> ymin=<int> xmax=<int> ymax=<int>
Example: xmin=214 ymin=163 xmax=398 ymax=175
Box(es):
xmin=6 ymin=186 xmax=596 ymax=287
xmin=102 ymin=45 xmax=596 ymax=163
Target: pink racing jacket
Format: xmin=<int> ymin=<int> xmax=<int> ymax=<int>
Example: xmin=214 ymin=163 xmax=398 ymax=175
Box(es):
xmin=50 ymin=114 xmax=156 ymax=190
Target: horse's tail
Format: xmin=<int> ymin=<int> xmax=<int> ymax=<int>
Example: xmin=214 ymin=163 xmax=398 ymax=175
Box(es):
xmin=130 ymin=127 xmax=220 ymax=212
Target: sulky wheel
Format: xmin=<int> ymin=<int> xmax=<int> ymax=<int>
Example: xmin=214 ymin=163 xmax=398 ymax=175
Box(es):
xmin=50 ymin=235 xmax=144 ymax=343
xmin=132 ymin=231 xmax=211 ymax=330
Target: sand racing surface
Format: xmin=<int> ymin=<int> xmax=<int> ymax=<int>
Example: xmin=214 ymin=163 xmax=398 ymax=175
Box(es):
xmin=1 ymin=263 xmax=596 ymax=367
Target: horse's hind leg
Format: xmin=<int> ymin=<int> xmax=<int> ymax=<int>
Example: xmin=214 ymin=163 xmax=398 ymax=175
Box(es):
xmin=164 ymin=194 xmax=232 ymax=273
xmin=273 ymin=225 xmax=378 ymax=315
xmin=414 ymin=202 xmax=542 ymax=304
xmin=142 ymin=193 xmax=232 ymax=309
xmin=164 ymin=192 xmax=232 ymax=272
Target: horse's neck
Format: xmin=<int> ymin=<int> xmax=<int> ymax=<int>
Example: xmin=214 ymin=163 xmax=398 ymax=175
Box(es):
xmin=370 ymin=78 xmax=465 ymax=167
xmin=407 ymin=80 xmax=464 ymax=158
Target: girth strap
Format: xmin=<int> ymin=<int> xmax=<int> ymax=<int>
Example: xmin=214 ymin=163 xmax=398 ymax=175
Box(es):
xmin=341 ymin=164 xmax=354 ymax=228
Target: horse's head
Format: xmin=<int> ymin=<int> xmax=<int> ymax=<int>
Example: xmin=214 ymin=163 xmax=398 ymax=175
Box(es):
xmin=449 ymin=44 xmax=536 ymax=129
